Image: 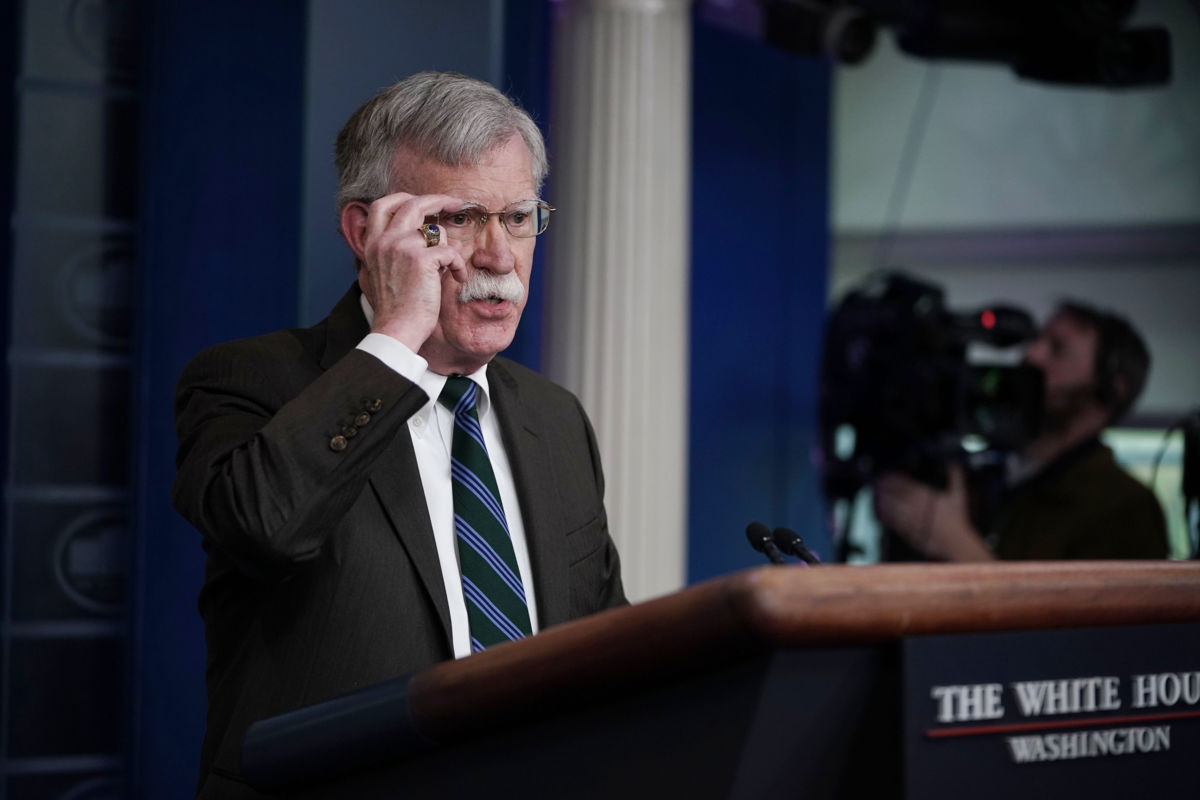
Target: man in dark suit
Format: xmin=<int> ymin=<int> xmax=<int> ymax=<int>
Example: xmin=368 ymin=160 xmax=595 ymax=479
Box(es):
xmin=173 ymin=72 xmax=625 ymax=798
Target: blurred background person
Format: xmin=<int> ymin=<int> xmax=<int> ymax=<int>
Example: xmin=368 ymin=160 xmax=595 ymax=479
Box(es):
xmin=873 ymin=301 xmax=1168 ymax=561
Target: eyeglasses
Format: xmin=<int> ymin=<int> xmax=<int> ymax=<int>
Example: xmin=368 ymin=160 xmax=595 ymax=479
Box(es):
xmin=436 ymin=200 xmax=556 ymax=241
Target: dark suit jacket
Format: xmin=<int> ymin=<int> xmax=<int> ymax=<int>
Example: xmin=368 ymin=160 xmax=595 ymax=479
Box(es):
xmin=173 ymin=285 xmax=625 ymax=797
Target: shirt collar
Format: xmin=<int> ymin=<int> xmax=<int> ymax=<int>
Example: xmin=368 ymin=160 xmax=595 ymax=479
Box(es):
xmin=360 ymin=293 xmax=493 ymax=417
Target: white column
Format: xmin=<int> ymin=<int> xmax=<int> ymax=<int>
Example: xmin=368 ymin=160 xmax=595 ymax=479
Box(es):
xmin=545 ymin=0 xmax=692 ymax=601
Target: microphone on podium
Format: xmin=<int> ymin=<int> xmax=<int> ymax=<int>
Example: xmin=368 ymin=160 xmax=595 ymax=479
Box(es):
xmin=745 ymin=521 xmax=787 ymax=565
xmin=773 ymin=527 xmax=821 ymax=566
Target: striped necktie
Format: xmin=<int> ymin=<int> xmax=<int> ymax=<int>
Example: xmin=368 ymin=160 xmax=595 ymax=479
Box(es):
xmin=439 ymin=376 xmax=532 ymax=652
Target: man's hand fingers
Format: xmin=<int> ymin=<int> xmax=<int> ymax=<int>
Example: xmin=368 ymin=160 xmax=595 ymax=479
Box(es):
xmin=365 ymin=192 xmax=463 ymax=243
xmin=440 ymin=250 xmax=469 ymax=285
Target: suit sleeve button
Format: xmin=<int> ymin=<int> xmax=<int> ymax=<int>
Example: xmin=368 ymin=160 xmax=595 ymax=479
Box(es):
xmin=368 ymin=398 xmax=382 ymax=412
xmin=341 ymin=425 xmax=358 ymax=438
xmin=354 ymin=411 xmax=371 ymax=427
xmin=329 ymin=435 xmax=348 ymax=452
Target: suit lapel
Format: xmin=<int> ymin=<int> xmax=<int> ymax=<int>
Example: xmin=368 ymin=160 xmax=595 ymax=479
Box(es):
xmin=368 ymin=432 xmax=453 ymax=648
xmin=488 ymin=361 xmax=572 ymax=629
xmin=319 ymin=283 xmax=453 ymax=648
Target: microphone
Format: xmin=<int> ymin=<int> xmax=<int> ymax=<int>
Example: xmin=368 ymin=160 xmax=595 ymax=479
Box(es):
xmin=773 ymin=527 xmax=821 ymax=565
xmin=745 ymin=522 xmax=787 ymax=565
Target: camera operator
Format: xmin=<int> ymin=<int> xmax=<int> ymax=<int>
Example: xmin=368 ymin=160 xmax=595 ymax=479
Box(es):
xmin=873 ymin=301 xmax=1168 ymax=561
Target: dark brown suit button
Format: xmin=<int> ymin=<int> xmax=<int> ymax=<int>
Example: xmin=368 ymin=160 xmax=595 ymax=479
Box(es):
xmin=341 ymin=425 xmax=358 ymax=438
xmin=329 ymin=435 xmax=348 ymax=452
xmin=368 ymin=398 xmax=382 ymax=412
xmin=354 ymin=412 xmax=371 ymax=427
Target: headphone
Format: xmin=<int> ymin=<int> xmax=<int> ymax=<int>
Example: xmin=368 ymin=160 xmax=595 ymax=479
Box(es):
xmin=1092 ymin=319 xmax=1124 ymax=409
xmin=1056 ymin=302 xmax=1147 ymax=420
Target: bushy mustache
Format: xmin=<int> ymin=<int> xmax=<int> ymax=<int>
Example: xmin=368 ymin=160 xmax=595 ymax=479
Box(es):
xmin=457 ymin=271 xmax=525 ymax=304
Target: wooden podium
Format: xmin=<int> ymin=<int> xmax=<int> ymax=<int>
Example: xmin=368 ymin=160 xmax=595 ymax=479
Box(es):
xmin=242 ymin=562 xmax=1200 ymax=799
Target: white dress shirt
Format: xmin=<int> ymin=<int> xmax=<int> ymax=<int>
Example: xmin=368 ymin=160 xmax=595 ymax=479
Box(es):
xmin=355 ymin=295 xmax=539 ymax=658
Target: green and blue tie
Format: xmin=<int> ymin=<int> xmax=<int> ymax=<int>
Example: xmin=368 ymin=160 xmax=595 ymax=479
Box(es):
xmin=439 ymin=376 xmax=532 ymax=652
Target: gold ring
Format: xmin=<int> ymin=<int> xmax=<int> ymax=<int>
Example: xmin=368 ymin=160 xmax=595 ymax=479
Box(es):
xmin=419 ymin=223 xmax=441 ymax=248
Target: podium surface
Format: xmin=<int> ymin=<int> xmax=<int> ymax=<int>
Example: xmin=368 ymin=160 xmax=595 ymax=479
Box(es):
xmin=244 ymin=562 xmax=1200 ymax=798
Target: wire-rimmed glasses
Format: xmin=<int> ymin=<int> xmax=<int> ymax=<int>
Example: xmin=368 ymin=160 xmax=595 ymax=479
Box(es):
xmin=436 ymin=200 xmax=556 ymax=241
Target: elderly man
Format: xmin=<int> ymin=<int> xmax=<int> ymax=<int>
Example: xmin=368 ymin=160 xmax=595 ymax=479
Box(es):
xmin=874 ymin=301 xmax=1168 ymax=561
xmin=173 ymin=72 xmax=625 ymax=798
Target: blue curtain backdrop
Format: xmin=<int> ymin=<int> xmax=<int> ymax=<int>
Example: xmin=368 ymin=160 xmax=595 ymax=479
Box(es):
xmin=688 ymin=20 xmax=831 ymax=581
xmin=136 ymin=1 xmax=307 ymax=795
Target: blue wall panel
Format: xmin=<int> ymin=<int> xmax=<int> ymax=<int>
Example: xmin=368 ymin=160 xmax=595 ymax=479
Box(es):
xmin=499 ymin=0 xmax=554 ymax=371
xmin=689 ymin=22 xmax=831 ymax=582
xmin=136 ymin=1 xmax=306 ymax=796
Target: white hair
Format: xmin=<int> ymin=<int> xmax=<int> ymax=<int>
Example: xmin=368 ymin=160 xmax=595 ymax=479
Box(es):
xmin=334 ymin=71 xmax=547 ymax=212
